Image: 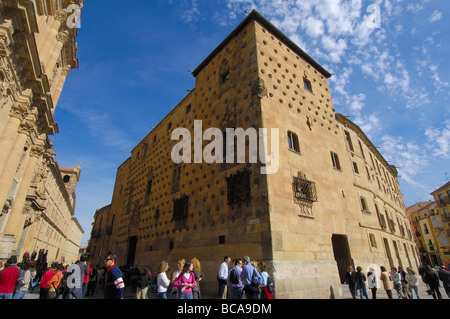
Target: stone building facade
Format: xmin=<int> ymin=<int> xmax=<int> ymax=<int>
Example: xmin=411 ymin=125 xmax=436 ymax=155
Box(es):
xmin=0 ymin=0 xmax=83 ymax=263
xmin=408 ymin=201 xmax=444 ymax=267
xmin=430 ymin=181 xmax=450 ymax=266
xmin=88 ymin=10 xmax=418 ymax=298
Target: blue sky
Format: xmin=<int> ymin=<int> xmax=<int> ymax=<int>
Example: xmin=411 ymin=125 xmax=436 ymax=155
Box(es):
xmin=53 ymin=0 xmax=450 ymax=246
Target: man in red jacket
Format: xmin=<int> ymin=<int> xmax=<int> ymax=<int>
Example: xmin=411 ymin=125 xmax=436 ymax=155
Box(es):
xmin=0 ymin=256 xmax=19 ymax=299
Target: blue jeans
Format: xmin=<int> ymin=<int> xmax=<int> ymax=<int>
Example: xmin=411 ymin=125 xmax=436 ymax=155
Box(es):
xmin=68 ymin=287 xmax=83 ymax=299
xmin=358 ymin=286 xmax=369 ymax=299
xmin=157 ymin=292 xmax=167 ymax=299
xmin=229 ymin=286 xmax=244 ymax=299
xmin=179 ymin=292 xmax=193 ymax=299
xmin=13 ymin=290 xmax=28 ymax=299
xmin=408 ymin=285 xmax=420 ymax=299
xmin=0 ymin=293 xmax=13 ymax=299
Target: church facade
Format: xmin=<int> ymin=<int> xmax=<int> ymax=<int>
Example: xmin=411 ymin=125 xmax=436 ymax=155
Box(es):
xmin=88 ymin=10 xmax=418 ymax=298
xmin=0 ymin=0 xmax=84 ymax=264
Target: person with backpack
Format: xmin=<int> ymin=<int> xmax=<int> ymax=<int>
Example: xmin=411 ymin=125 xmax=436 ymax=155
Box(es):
xmin=13 ymin=259 xmax=36 ymax=299
xmin=39 ymin=263 xmax=57 ymax=299
xmin=258 ymin=261 xmax=273 ymax=299
xmin=0 ymin=256 xmax=19 ymax=299
xmin=424 ymin=265 xmax=442 ymax=299
xmin=228 ymin=259 xmax=244 ymax=299
xmin=240 ymin=256 xmax=262 ymax=299
xmin=47 ymin=263 xmax=65 ymax=299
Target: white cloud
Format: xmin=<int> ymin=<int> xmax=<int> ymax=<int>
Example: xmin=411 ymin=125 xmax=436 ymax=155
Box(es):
xmin=181 ymin=0 xmax=201 ymax=22
xmin=354 ymin=113 xmax=380 ymax=138
xmin=429 ymin=64 xmax=450 ymax=92
xmin=406 ymin=3 xmax=424 ymax=13
xmin=380 ymin=134 xmax=429 ymax=187
xmin=316 ymin=0 xmax=362 ymax=36
xmin=425 ymin=121 xmax=450 ymax=159
xmin=321 ymin=36 xmax=347 ymax=63
xmin=349 ymin=93 xmax=366 ymax=112
xmin=429 ymin=10 xmax=442 ymax=23
xmin=302 ymin=16 xmax=325 ymax=38
xmin=60 ymin=100 xmax=134 ymax=152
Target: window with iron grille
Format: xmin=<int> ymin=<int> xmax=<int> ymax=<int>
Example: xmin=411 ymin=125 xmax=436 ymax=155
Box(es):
xmin=292 ymin=172 xmax=318 ymax=203
xmin=227 ymin=169 xmax=251 ymax=206
xmin=173 ymin=195 xmax=189 ymax=228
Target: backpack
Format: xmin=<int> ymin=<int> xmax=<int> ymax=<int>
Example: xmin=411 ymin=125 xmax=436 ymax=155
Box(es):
xmin=229 ymin=268 xmax=239 ymax=285
xmin=266 ymin=275 xmax=274 ymax=293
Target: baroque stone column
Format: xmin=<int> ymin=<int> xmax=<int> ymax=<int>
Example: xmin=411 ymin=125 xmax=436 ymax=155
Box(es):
xmin=44 ymin=30 xmax=68 ymax=77
xmin=38 ymin=10 xmax=66 ymax=71
xmin=0 ymin=107 xmax=25 ymax=174
xmin=0 ymin=120 xmax=33 ymax=216
xmin=51 ymin=65 xmax=71 ymax=106
xmin=0 ymin=88 xmax=32 ymax=174
xmin=3 ymin=145 xmax=43 ymax=248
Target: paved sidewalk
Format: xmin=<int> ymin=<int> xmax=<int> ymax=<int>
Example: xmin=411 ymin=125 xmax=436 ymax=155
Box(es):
xmin=26 ymin=282 xmax=448 ymax=300
xmin=340 ymin=282 xmax=449 ymax=300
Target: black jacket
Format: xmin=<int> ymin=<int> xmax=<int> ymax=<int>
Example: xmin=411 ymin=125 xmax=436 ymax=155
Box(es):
xmin=355 ymin=271 xmax=366 ymax=288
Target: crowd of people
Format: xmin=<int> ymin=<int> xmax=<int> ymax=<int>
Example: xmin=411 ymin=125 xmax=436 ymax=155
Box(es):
xmin=0 ymin=253 xmax=274 ymax=300
xmin=0 ymin=253 xmax=105 ymax=299
xmin=154 ymin=255 xmax=274 ymax=300
xmin=344 ymin=263 xmax=450 ymax=299
xmin=4 ymin=251 xmax=448 ymax=300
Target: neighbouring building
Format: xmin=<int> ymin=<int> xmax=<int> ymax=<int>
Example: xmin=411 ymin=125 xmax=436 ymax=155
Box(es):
xmin=0 ymin=0 xmax=84 ymax=264
xmin=430 ymin=181 xmax=450 ymax=266
xmin=87 ymin=10 xmax=418 ymax=298
xmin=408 ymin=201 xmax=442 ymax=266
xmin=88 ymin=204 xmax=112 ymax=267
